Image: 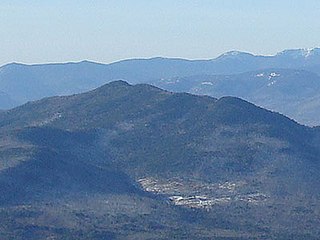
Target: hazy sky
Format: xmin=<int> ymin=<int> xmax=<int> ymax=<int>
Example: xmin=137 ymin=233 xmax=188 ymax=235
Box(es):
xmin=1 ymin=0 xmax=320 ymax=65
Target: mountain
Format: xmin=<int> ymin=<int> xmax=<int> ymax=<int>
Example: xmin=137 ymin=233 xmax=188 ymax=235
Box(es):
xmin=0 ymin=48 xmax=320 ymax=116
xmin=0 ymin=91 xmax=17 ymax=109
xmin=1 ymin=81 xmax=320 ymax=239
xmin=153 ymin=68 xmax=320 ymax=126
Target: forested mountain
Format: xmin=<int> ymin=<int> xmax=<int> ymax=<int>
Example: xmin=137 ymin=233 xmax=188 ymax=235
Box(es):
xmin=1 ymin=81 xmax=320 ymax=239
xmin=1 ymin=48 xmax=320 ymax=126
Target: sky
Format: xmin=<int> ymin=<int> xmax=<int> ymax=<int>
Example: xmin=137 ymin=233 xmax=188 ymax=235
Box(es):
xmin=0 ymin=0 xmax=320 ymax=66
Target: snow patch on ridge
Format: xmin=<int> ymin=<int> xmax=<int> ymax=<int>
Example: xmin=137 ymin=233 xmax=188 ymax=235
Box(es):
xmin=267 ymin=72 xmax=280 ymax=86
xmin=201 ymin=82 xmax=214 ymax=86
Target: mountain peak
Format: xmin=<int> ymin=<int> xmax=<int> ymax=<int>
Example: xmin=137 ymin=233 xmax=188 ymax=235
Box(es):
xmin=276 ymin=48 xmax=320 ymax=58
xmin=94 ymin=80 xmax=131 ymax=91
xmin=105 ymin=79 xmax=130 ymax=86
xmin=1 ymin=62 xmax=27 ymax=68
xmin=223 ymin=50 xmax=247 ymax=56
xmin=216 ymin=51 xmax=254 ymax=60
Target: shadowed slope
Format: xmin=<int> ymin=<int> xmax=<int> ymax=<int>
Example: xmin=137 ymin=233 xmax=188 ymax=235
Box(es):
xmin=0 ymin=81 xmax=320 ymax=239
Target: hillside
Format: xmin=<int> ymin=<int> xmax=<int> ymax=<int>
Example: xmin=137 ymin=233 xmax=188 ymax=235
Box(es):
xmin=153 ymin=68 xmax=320 ymax=126
xmin=0 ymin=81 xmax=320 ymax=239
xmin=0 ymin=48 xmax=320 ymax=127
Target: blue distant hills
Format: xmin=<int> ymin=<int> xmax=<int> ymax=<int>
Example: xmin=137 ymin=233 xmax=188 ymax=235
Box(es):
xmin=1 ymin=47 xmax=320 ymax=125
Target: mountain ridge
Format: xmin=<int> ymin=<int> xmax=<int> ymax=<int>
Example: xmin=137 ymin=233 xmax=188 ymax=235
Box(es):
xmin=1 ymin=81 xmax=320 ymax=239
xmin=0 ymin=47 xmax=320 ymax=126
xmin=3 ymin=47 xmax=320 ymax=68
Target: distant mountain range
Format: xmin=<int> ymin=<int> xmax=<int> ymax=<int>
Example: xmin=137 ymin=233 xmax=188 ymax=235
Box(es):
xmin=1 ymin=47 xmax=320 ymax=126
xmin=1 ymin=81 xmax=320 ymax=239
xmin=153 ymin=68 xmax=320 ymax=126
